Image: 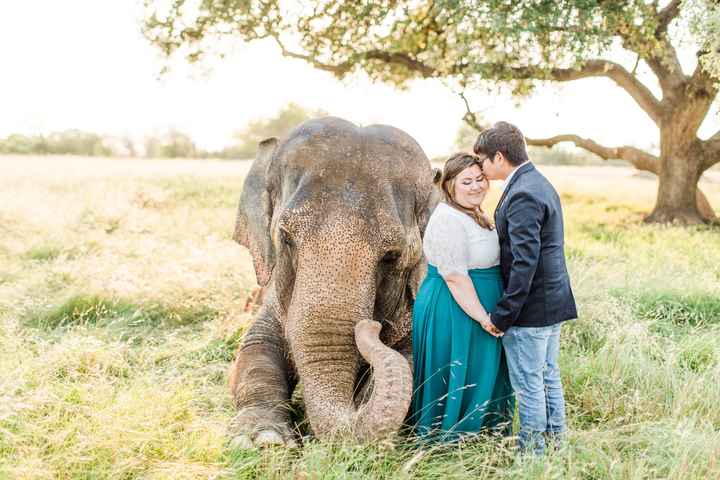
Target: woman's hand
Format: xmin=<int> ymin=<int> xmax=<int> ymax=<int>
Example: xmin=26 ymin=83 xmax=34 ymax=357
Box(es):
xmin=478 ymin=314 xmax=503 ymax=337
xmin=444 ymin=272 xmax=503 ymax=337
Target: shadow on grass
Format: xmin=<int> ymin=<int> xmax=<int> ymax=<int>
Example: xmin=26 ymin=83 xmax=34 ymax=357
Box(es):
xmin=612 ymin=289 xmax=720 ymax=335
xmin=24 ymin=294 xmax=218 ymax=331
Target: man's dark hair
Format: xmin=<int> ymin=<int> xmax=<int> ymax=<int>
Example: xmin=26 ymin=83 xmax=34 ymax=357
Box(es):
xmin=473 ymin=121 xmax=529 ymax=166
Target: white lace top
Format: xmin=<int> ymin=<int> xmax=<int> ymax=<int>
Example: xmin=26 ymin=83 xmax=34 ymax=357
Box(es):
xmin=423 ymin=202 xmax=500 ymax=277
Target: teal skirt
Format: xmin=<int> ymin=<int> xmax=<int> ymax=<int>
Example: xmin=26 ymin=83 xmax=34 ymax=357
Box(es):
xmin=409 ymin=264 xmax=514 ymax=441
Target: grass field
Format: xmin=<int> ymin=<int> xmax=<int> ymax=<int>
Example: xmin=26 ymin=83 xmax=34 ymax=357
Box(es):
xmin=1 ymin=155 xmax=719 ymax=479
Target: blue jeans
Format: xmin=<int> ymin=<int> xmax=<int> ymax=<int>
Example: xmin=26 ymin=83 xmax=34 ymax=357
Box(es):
xmin=501 ymin=323 xmax=565 ymax=455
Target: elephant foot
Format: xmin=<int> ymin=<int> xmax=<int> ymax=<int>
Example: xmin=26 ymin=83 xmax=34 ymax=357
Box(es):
xmin=228 ymin=407 xmax=298 ymax=449
xmin=229 ymin=429 xmax=298 ymax=449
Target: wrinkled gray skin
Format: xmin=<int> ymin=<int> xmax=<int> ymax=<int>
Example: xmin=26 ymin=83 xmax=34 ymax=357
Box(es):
xmin=229 ymin=117 xmax=440 ymax=447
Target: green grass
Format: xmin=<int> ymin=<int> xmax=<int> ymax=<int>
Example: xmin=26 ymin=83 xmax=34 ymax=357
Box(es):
xmin=1 ymin=156 xmax=719 ymax=479
xmin=155 ymin=175 xmax=244 ymax=209
xmin=578 ymin=222 xmax=627 ymax=245
xmin=24 ymin=294 xmax=218 ymax=331
xmin=23 ymin=244 xmax=64 ymax=262
xmin=633 ymin=291 xmax=720 ymax=327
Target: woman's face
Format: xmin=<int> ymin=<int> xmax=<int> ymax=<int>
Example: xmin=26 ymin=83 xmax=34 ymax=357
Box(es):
xmin=452 ymin=164 xmax=488 ymax=209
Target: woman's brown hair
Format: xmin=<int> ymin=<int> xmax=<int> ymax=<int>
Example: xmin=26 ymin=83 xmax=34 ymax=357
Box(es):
xmin=440 ymin=152 xmax=494 ymax=230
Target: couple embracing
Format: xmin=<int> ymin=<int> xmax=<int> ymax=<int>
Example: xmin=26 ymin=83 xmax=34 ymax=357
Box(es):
xmin=409 ymin=121 xmax=578 ymax=455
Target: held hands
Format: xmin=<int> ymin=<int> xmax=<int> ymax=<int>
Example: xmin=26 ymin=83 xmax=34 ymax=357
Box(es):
xmin=479 ymin=315 xmax=503 ymax=337
xmin=443 ymin=274 xmax=503 ymax=337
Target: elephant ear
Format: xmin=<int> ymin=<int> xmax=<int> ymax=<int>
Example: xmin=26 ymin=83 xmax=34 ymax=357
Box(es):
xmin=408 ymin=167 xmax=442 ymax=299
xmin=233 ymin=137 xmax=279 ymax=286
xmin=416 ymin=167 xmax=442 ymax=234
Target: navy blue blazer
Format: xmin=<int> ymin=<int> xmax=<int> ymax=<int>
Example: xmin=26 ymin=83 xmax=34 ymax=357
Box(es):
xmin=490 ymin=162 xmax=577 ymax=332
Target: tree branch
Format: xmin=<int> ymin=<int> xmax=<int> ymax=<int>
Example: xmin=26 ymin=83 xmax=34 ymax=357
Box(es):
xmin=270 ymin=35 xmax=663 ymax=124
xmin=271 ymin=35 xmax=437 ymax=78
xmin=655 ymin=0 xmax=682 ymax=37
xmin=273 ymin=40 xmax=664 ymax=125
xmin=272 ymin=36 xmax=352 ymax=75
xmin=643 ymin=0 xmax=686 ymax=97
xmin=642 ymin=48 xmax=685 ymax=95
xmin=703 ymin=129 xmax=720 ymax=170
xmin=459 ymin=86 xmax=716 ymax=220
xmin=525 ymin=134 xmax=660 ymax=173
xmin=605 ymin=3 xmax=684 ymax=96
xmin=690 ymin=49 xmax=720 ymax=95
xmin=458 ymin=91 xmax=488 ymax=132
xmin=503 ymin=60 xmax=663 ymax=124
xmin=362 ymin=51 xmax=437 ymax=77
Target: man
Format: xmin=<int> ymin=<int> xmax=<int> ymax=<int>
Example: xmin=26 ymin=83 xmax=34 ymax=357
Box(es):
xmin=474 ymin=121 xmax=577 ymax=455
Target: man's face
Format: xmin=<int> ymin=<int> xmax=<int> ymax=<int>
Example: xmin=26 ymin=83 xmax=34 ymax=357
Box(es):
xmin=479 ymin=153 xmax=502 ymax=180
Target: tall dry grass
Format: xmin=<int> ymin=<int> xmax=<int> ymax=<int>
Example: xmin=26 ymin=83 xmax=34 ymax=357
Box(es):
xmin=1 ymin=156 xmax=719 ymax=479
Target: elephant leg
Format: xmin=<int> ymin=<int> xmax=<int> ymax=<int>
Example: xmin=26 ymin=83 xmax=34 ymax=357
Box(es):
xmin=228 ymin=305 xmax=296 ymax=448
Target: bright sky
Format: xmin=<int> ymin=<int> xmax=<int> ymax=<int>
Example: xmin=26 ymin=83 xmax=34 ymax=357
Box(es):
xmin=1 ymin=0 xmax=718 ymax=158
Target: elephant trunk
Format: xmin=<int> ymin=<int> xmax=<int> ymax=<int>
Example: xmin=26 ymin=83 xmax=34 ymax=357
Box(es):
xmin=352 ymin=320 xmax=413 ymax=440
xmin=288 ymin=242 xmax=412 ymax=441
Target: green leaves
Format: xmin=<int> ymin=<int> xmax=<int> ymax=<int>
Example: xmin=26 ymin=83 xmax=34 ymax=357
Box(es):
xmin=142 ymin=0 xmax=675 ymax=86
xmin=686 ymin=0 xmax=720 ymax=82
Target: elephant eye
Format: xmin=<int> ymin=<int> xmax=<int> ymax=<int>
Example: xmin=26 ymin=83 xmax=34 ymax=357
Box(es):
xmin=279 ymin=228 xmax=294 ymax=248
xmin=381 ymin=250 xmax=401 ymax=264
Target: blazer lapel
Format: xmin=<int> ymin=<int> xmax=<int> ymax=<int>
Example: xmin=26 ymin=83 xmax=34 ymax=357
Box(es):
xmin=494 ymin=162 xmax=535 ymax=221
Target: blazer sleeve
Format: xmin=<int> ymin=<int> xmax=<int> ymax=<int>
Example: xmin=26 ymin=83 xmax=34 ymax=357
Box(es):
xmin=490 ymin=192 xmax=543 ymax=331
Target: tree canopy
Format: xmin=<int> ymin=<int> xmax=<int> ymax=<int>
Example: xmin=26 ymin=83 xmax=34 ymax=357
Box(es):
xmin=687 ymin=0 xmax=720 ymax=81
xmin=144 ymin=1 xmax=707 ymax=87
xmin=144 ymin=0 xmax=720 ymax=223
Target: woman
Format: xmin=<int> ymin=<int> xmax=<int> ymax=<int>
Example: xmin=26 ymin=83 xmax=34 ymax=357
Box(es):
xmin=409 ymin=152 xmax=514 ymax=442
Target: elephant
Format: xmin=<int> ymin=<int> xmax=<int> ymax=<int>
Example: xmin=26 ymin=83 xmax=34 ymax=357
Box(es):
xmin=228 ymin=116 xmax=441 ymax=447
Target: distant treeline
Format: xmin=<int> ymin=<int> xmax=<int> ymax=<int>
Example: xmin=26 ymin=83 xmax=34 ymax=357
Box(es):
xmin=0 ymin=103 xmax=327 ymax=160
xmin=0 ymin=131 xmax=122 ymax=157
xmin=1 ymin=103 xmax=626 ymax=167
xmin=0 ymin=129 xmax=217 ymax=159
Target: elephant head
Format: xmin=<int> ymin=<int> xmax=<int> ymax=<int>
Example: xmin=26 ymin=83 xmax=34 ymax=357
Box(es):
xmin=233 ymin=117 xmax=440 ymax=441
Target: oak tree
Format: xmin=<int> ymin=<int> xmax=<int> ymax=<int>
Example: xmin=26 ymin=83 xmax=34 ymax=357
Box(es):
xmin=144 ymin=0 xmax=720 ymax=224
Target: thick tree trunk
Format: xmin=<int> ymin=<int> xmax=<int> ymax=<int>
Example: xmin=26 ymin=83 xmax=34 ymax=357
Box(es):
xmin=696 ymin=189 xmax=717 ymax=222
xmin=646 ymin=172 xmax=706 ymax=224
xmin=645 ymin=116 xmax=715 ymax=225
xmin=524 ymin=130 xmax=717 ymax=224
